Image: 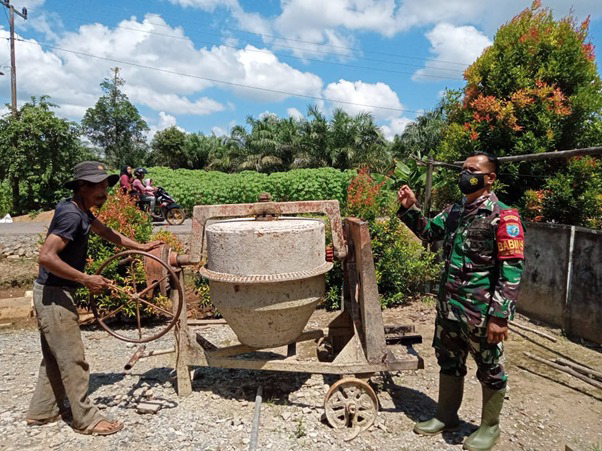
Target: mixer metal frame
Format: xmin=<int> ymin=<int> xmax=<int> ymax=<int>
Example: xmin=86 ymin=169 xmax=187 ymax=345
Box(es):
xmin=114 ymin=200 xmax=424 ymax=433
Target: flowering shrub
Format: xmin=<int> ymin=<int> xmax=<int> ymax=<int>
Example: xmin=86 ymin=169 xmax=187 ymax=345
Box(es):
xmin=345 ymin=168 xmax=394 ymax=221
xmin=321 ymin=170 xmax=442 ymax=309
xmin=151 ymin=229 xmax=184 ymax=253
xmin=437 ymin=1 xmax=602 ymax=222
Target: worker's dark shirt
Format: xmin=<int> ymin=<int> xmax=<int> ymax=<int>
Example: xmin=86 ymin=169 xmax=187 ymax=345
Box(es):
xmin=36 ymin=199 xmax=95 ymax=288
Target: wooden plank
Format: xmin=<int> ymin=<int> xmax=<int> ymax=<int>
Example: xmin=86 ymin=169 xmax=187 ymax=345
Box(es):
xmin=454 ymin=145 xmax=602 ymax=165
xmin=384 ymin=324 xmax=416 ymax=334
xmin=524 ymin=352 xmax=602 ymax=390
xmin=204 ymin=353 xmax=422 ymax=374
xmin=386 ymin=334 xmax=423 ymax=346
xmin=204 ymin=330 xmax=324 ymax=358
xmin=345 ymin=218 xmax=387 ymax=364
xmin=174 ymin=271 xmax=192 ymax=396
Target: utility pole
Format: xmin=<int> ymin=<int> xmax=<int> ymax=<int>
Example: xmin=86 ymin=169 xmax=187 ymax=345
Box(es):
xmin=1 ymin=0 xmax=28 ymax=116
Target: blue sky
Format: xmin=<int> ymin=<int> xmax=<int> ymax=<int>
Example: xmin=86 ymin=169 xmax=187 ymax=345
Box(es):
xmin=0 ymin=0 xmax=600 ymax=141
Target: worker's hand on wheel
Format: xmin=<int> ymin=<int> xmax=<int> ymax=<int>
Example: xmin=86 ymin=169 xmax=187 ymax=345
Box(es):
xmin=487 ymin=317 xmax=509 ymax=344
xmin=84 ymin=274 xmax=113 ymax=295
xmin=397 ymin=185 xmax=417 ymax=209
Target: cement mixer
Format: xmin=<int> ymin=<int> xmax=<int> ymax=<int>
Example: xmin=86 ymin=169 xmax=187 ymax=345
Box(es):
xmin=90 ymin=196 xmax=423 ymax=435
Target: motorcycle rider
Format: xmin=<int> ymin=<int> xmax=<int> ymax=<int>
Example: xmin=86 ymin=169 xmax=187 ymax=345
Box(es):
xmin=132 ymin=168 xmax=156 ymax=214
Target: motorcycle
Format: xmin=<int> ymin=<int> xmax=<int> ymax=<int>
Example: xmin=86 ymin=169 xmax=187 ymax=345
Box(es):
xmin=137 ymin=187 xmax=186 ymax=225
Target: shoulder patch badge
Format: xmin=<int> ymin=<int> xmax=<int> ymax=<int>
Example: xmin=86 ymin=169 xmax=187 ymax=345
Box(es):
xmin=497 ymin=209 xmax=524 ymax=260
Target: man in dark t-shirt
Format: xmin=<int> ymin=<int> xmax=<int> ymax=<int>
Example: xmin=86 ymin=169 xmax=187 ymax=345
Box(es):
xmin=26 ymin=161 xmax=161 ymax=436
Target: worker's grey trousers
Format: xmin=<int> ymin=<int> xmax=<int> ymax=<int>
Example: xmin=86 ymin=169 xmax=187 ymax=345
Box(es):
xmin=27 ymin=282 xmax=104 ymax=431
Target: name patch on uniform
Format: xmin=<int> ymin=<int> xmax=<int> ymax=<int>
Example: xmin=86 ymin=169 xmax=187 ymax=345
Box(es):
xmin=497 ymin=209 xmax=524 ymax=260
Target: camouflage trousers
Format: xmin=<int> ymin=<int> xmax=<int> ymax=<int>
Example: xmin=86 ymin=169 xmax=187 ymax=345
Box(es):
xmin=433 ymin=315 xmax=507 ymax=390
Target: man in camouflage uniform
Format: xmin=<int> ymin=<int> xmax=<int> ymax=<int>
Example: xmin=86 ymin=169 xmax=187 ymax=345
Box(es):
xmin=397 ymin=152 xmax=525 ymax=451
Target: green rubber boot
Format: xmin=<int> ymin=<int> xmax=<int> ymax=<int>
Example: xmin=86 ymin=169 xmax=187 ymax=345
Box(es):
xmin=463 ymin=385 xmax=506 ymax=451
xmin=414 ymin=373 xmax=464 ymax=436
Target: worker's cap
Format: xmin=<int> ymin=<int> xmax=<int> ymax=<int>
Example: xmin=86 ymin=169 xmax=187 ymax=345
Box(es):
xmin=64 ymin=161 xmax=119 ymax=190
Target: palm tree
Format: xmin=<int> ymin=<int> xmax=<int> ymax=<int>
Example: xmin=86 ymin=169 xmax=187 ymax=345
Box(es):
xmin=391 ymin=108 xmax=445 ymax=160
xmin=294 ymin=105 xmax=330 ymax=168
xmin=237 ymin=116 xmax=284 ymax=173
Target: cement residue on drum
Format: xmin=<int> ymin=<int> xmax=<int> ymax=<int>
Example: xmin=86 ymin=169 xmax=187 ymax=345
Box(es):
xmin=204 ymin=217 xmax=329 ymax=348
xmin=206 ymin=219 xmax=325 ymax=276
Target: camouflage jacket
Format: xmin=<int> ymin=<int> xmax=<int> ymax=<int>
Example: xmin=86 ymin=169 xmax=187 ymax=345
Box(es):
xmin=398 ymin=192 xmax=525 ymax=327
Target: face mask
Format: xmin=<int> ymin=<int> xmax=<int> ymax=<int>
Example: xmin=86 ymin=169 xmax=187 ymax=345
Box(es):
xmin=459 ymin=170 xmax=487 ymax=194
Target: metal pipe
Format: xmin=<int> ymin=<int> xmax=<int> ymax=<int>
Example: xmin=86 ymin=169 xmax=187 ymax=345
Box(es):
xmin=175 ymin=254 xmax=196 ymax=267
xmin=124 ymin=345 xmax=146 ymax=370
xmin=137 ymin=347 xmax=176 ymax=360
xmin=187 ymin=319 xmax=227 ymax=326
xmin=248 ymin=386 xmax=263 ymax=451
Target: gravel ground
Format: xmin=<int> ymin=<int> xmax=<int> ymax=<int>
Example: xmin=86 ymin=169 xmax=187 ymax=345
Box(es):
xmin=0 ymin=302 xmax=601 ymax=451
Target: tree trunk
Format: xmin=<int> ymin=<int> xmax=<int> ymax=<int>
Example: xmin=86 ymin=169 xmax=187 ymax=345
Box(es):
xmin=11 ymin=176 xmax=19 ymax=215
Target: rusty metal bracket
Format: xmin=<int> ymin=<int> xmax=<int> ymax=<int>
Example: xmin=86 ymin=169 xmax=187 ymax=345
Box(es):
xmin=188 ymin=199 xmax=347 ymax=264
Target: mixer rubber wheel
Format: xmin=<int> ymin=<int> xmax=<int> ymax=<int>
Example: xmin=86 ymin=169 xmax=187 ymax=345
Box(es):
xmin=90 ymin=250 xmax=183 ymax=343
xmin=324 ymin=377 xmax=379 ymax=433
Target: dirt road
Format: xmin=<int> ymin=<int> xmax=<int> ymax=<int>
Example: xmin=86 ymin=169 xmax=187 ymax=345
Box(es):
xmin=0 ymin=299 xmax=600 ymax=450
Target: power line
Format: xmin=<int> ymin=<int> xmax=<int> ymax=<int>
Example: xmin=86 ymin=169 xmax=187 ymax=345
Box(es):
xmin=115 ymin=21 xmax=465 ymax=76
xmin=26 ymin=5 xmax=471 ymax=69
xmin=96 ymin=23 xmax=464 ymax=81
xmin=15 ymin=38 xmax=425 ymax=115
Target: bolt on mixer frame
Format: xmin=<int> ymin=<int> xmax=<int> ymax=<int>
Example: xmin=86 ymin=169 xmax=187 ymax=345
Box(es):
xmin=92 ymin=199 xmax=424 ymax=435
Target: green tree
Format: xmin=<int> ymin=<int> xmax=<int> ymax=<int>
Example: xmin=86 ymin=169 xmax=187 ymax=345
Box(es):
xmin=149 ymin=126 xmax=188 ymax=168
xmin=0 ymin=96 xmax=88 ymax=214
xmin=391 ymin=108 xmax=445 ymax=160
xmin=328 ymin=109 xmax=389 ymax=172
xmin=81 ymin=68 xmax=149 ymax=168
xmin=437 ymin=1 xmax=602 ymax=213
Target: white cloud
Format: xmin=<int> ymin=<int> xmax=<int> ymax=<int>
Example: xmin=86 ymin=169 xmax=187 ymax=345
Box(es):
xmin=211 ymin=119 xmax=237 ymax=136
xmin=396 ymin=0 xmax=602 ymax=33
xmin=413 ymin=23 xmax=491 ymax=82
xmin=258 ymin=110 xmax=279 ymax=120
xmin=322 ymin=79 xmax=413 ymax=141
xmin=147 ymin=111 xmax=184 ymax=140
xmin=229 ymin=45 xmax=323 ymax=102
xmin=0 ymin=14 xmax=324 ymax=122
xmin=381 ymin=116 xmax=413 ymax=141
xmin=167 ymin=0 xmax=602 ymax=58
xmin=287 ymin=107 xmax=304 ymax=119
xmin=322 ymin=79 xmax=404 ymax=120
xmin=167 ymin=0 xmax=271 ymax=36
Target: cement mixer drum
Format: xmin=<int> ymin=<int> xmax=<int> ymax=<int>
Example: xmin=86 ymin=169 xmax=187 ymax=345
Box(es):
xmin=199 ymin=218 xmax=333 ymax=348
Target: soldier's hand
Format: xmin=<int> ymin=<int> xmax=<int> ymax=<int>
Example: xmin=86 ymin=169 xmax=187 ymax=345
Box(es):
xmin=487 ymin=317 xmax=509 ymax=344
xmin=84 ymin=274 xmax=112 ymax=295
xmin=397 ymin=185 xmax=417 ymax=209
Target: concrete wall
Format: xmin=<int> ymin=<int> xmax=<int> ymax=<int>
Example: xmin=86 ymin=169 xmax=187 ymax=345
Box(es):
xmin=565 ymin=228 xmax=602 ymax=344
xmin=518 ymin=222 xmax=602 ymax=344
xmin=518 ymin=223 xmax=570 ymax=328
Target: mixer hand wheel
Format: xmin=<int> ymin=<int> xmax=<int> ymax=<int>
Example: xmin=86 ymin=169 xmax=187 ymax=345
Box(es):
xmin=90 ymin=250 xmax=184 ymax=343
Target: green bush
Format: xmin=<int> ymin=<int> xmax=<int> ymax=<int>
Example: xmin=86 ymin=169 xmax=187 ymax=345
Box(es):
xmin=541 ymin=157 xmax=602 ymax=228
xmin=146 ymin=167 xmax=355 ymax=213
xmin=371 ymin=217 xmax=442 ymax=308
xmin=319 ymin=217 xmax=442 ymax=311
